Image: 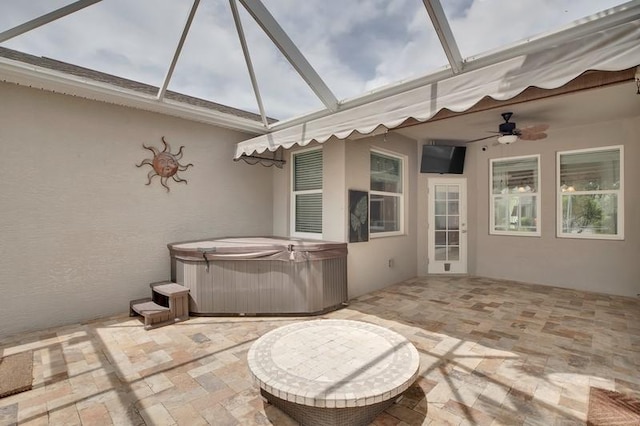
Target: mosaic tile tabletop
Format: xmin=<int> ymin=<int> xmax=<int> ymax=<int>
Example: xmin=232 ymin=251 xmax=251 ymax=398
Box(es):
xmin=247 ymin=319 xmax=420 ymax=409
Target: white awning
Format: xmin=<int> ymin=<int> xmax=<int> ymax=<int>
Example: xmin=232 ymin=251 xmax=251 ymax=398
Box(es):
xmin=234 ymin=19 xmax=640 ymax=159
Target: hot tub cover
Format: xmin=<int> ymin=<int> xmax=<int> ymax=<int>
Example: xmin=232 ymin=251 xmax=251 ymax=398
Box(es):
xmin=167 ymin=236 xmax=347 ymax=263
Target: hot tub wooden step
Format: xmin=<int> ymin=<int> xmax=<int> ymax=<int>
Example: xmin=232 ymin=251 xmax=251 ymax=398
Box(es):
xmin=149 ymin=281 xmax=190 ymax=322
xmin=129 ymin=298 xmax=172 ymax=330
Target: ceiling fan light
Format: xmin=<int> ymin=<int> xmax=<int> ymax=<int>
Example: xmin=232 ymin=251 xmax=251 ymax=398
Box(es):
xmin=497 ymin=134 xmax=518 ymax=144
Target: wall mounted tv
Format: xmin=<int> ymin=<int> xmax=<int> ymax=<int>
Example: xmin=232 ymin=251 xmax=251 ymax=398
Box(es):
xmin=420 ymin=145 xmax=466 ymax=174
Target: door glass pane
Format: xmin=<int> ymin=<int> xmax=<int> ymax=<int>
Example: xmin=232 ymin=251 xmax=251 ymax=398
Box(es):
xmin=448 ymin=201 xmax=459 ymax=215
xmin=431 ymin=182 xmax=462 ymax=265
xmin=448 ymin=247 xmax=460 ymax=261
xmin=448 ymin=231 xmax=459 ymax=245
xmin=448 ymin=185 xmax=459 ymax=199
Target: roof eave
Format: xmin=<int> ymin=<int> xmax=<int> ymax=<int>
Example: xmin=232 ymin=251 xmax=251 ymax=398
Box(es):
xmin=0 ymin=56 xmax=268 ymax=135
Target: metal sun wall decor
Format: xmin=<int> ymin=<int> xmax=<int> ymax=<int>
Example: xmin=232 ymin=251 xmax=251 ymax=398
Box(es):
xmin=136 ymin=136 xmax=193 ymax=192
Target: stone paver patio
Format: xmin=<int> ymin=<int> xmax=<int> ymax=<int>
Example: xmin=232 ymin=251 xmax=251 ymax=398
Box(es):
xmin=1 ymin=275 xmax=639 ymax=425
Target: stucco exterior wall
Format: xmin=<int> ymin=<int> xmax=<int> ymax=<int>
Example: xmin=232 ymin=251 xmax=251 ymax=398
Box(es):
xmin=322 ymin=141 xmax=347 ymax=242
xmin=0 ymin=82 xmax=274 ymax=338
xmin=344 ymin=133 xmax=418 ymax=299
xmin=272 ymin=159 xmax=289 ymax=237
xmin=465 ymin=117 xmax=639 ymax=296
xmin=272 ymin=134 xmax=418 ymax=300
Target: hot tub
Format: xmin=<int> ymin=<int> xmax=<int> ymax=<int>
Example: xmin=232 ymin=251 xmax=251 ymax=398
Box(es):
xmin=167 ymin=237 xmax=348 ymax=315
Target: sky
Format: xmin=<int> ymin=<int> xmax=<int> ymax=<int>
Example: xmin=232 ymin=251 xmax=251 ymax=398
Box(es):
xmin=0 ymin=0 xmax=628 ymax=121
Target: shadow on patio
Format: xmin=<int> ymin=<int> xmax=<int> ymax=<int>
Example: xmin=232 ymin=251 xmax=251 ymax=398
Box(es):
xmin=1 ymin=275 xmax=639 ymax=425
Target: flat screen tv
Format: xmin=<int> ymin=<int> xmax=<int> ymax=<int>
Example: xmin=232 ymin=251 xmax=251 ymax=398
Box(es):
xmin=420 ymin=145 xmax=466 ymax=174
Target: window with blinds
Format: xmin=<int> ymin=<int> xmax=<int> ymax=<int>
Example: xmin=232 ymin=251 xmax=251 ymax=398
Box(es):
xmin=490 ymin=155 xmax=540 ymax=236
xmin=370 ymin=150 xmax=404 ymax=235
xmin=292 ymin=149 xmax=323 ymax=236
xmin=557 ymin=146 xmax=623 ymax=239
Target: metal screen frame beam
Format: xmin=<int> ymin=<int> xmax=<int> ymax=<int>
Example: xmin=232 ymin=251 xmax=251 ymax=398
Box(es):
xmin=157 ymin=0 xmax=200 ymax=101
xmin=237 ymin=0 xmax=338 ymax=111
xmin=0 ymin=0 xmax=103 ymax=43
xmin=422 ymin=0 xmax=463 ymax=74
xmin=230 ymin=0 xmax=269 ymax=128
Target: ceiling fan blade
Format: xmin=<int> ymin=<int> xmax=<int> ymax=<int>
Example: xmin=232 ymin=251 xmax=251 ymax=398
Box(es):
xmin=519 ymin=132 xmax=547 ymax=141
xmin=519 ymin=123 xmax=549 ymax=134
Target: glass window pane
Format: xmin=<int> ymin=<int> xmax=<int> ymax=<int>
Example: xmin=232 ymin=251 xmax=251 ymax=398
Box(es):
xmin=435 ymin=231 xmax=446 ymax=245
xmin=491 ymin=156 xmax=540 ymax=234
xmin=294 ymin=150 xmax=323 ymax=191
xmin=293 ymin=149 xmax=323 ymax=235
xmin=295 ymin=193 xmax=322 ymax=233
xmin=492 ymin=157 xmax=538 ymax=194
xmin=558 ymin=147 xmax=622 ymax=239
xmin=435 ymin=246 xmax=447 ymax=261
xmin=448 ymin=216 xmax=459 ymax=230
xmin=370 ymin=194 xmax=400 ymax=233
xmin=510 ymin=195 xmax=537 ymax=232
xmin=371 ymin=152 xmax=402 ymax=193
xmin=494 ymin=197 xmax=509 ymax=231
xmin=435 ymin=216 xmax=446 ymax=230
xmin=560 ymin=148 xmax=620 ymax=191
xmin=562 ymin=194 xmax=618 ymax=235
xmin=435 ymin=201 xmax=446 ymax=215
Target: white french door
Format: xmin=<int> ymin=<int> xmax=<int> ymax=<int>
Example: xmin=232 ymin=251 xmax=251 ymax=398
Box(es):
xmin=427 ymin=178 xmax=467 ymax=274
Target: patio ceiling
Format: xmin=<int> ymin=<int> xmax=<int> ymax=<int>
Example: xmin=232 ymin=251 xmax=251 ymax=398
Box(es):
xmin=1 ymin=1 xmax=639 ymax=157
xmin=393 ymin=76 xmax=640 ymax=145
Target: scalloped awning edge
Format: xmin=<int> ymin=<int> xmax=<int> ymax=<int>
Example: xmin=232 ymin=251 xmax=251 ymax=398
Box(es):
xmin=235 ymin=20 xmax=640 ymax=160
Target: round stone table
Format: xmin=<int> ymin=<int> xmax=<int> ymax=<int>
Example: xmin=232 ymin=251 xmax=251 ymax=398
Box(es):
xmin=247 ymin=319 xmax=420 ymax=426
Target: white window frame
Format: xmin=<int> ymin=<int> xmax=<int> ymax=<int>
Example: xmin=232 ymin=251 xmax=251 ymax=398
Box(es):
xmin=489 ymin=155 xmax=541 ymax=237
xmin=370 ymin=148 xmax=405 ymax=238
xmin=290 ymin=147 xmax=323 ymax=239
xmin=556 ymin=145 xmax=624 ymax=240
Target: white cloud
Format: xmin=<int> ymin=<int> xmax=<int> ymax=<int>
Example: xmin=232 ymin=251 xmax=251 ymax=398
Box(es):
xmin=0 ymin=0 xmax=627 ymax=120
xmin=1 ymin=0 xmax=73 ymax=29
xmin=2 ymin=0 xmax=190 ymax=86
xmin=446 ymin=0 xmax=628 ymax=58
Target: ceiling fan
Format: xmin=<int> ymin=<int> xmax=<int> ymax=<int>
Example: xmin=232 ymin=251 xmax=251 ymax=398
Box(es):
xmin=470 ymin=112 xmax=549 ymax=144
